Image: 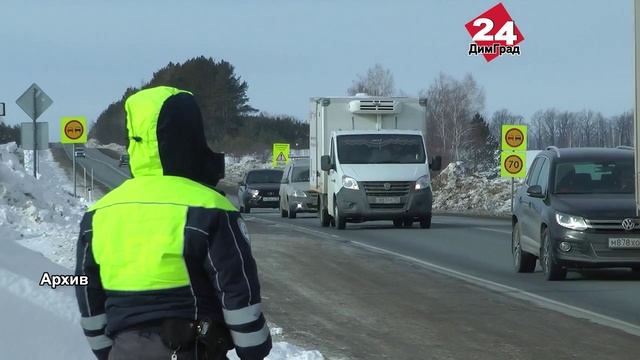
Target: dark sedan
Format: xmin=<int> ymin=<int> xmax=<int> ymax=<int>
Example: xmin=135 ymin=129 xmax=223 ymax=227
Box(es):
xmin=238 ymin=169 xmax=283 ymax=213
xmin=512 ymin=147 xmax=640 ymax=280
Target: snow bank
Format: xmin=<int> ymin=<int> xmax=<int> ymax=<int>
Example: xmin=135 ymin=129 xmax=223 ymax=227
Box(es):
xmin=0 ymin=143 xmax=88 ymax=268
xmin=432 ymin=161 xmax=520 ymax=216
xmin=228 ymin=326 xmax=325 ymax=360
xmin=225 ymin=154 xmax=272 ymax=183
xmin=0 ymin=142 xmax=325 ymax=360
xmin=86 ymin=138 xmax=126 ymax=154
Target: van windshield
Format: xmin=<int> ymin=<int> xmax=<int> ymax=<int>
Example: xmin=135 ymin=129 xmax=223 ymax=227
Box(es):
xmin=336 ymin=134 xmax=426 ymax=164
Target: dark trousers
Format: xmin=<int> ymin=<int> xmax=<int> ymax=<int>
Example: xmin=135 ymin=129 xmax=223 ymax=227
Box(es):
xmin=108 ymin=329 xmax=206 ymax=360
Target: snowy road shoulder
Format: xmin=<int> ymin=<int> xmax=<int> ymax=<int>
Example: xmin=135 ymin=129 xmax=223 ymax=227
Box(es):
xmin=0 ymin=142 xmax=326 ymax=360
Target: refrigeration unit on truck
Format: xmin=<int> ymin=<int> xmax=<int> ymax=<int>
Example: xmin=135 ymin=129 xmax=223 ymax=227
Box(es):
xmin=309 ymin=94 xmax=441 ymax=230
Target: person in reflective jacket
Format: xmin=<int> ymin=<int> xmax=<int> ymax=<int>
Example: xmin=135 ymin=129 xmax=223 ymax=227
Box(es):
xmin=74 ymin=86 xmax=272 ymax=360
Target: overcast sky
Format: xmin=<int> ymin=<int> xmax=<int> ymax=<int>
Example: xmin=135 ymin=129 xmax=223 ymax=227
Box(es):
xmin=0 ymin=0 xmax=634 ymax=141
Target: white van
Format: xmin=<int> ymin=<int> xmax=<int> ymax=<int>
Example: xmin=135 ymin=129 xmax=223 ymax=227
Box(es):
xmin=309 ymin=95 xmax=441 ymax=230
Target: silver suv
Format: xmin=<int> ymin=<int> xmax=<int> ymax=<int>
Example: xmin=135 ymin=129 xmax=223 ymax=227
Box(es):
xmin=279 ymin=158 xmax=318 ymax=218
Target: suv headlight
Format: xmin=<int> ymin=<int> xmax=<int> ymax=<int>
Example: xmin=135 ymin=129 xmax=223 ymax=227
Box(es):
xmin=292 ymin=190 xmax=307 ymax=198
xmin=342 ymin=176 xmax=359 ymax=190
xmin=248 ymin=189 xmax=259 ymax=197
xmin=415 ymin=175 xmax=431 ymax=190
xmin=555 ymin=212 xmax=588 ymax=231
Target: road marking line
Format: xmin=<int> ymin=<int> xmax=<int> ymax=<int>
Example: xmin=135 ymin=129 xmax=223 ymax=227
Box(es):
xmin=477 ymin=227 xmax=512 ymax=235
xmin=350 ymin=240 xmax=640 ymax=337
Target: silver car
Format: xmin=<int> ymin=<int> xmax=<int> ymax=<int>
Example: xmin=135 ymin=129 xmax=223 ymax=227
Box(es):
xmin=279 ymin=158 xmax=318 ymax=218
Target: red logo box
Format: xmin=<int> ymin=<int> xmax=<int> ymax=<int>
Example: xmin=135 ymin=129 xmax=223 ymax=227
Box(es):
xmin=465 ymin=3 xmax=524 ymax=62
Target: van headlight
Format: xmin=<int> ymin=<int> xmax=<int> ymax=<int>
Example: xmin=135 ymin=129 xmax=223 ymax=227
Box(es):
xmin=342 ymin=176 xmax=359 ymax=190
xmin=555 ymin=212 xmax=588 ymax=231
xmin=248 ymin=189 xmax=259 ymax=197
xmin=415 ymin=175 xmax=431 ymax=190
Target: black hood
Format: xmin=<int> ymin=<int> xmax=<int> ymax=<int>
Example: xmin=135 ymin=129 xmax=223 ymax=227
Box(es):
xmin=124 ymin=86 xmax=224 ymax=186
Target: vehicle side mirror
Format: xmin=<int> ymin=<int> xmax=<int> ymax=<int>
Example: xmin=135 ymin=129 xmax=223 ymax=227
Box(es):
xmin=429 ymin=156 xmax=442 ymax=171
xmin=321 ymin=155 xmax=332 ymax=172
xmin=527 ymin=185 xmax=545 ymax=198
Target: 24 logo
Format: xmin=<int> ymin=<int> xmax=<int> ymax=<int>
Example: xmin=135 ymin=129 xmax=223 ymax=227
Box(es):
xmin=465 ymin=3 xmax=524 ymax=62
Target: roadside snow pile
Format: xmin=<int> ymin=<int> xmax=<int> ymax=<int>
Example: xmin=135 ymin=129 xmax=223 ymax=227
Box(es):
xmin=0 ymin=142 xmax=87 ymax=268
xmin=225 ymin=154 xmax=271 ymax=183
xmin=86 ymin=138 xmax=126 ymax=154
xmin=228 ymin=325 xmax=324 ymax=360
xmin=432 ymin=161 xmax=517 ymax=216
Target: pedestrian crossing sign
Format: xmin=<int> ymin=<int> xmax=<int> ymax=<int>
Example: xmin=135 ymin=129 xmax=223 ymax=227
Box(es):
xmin=272 ymin=143 xmax=290 ymax=168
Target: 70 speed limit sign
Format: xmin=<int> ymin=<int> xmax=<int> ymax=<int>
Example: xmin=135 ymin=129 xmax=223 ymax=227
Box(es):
xmin=501 ymin=151 xmax=526 ymax=178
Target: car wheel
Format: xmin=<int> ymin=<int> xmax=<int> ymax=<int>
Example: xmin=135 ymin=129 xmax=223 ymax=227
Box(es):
xmin=419 ymin=215 xmax=432 ymax=229
xmin=403 ymin=219 xmax=413 ymax=228
xmin=512 ymin=222 xmax=536 ymax=273
xmin=334 ymin=202 xmax=346 ymax=230
xmin=542 ymin=228 xmax=566 ymax=281
xmin=320 ymin=198 xmax=330 ymax=227
xmin=288 ymin=199 xmax=297 ymax=219
xmin=244 ymin=205 xmax=251 ymax=214
xmin=280 ymin=198 xmax=288 ymax=217
xmin=393 ymin=219 xmax=403 ymax=228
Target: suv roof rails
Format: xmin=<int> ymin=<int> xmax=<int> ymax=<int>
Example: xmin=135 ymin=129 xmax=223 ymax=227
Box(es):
xmin=616 ymin=146 xmax=634 ymax=150
xmin=546 ymin=146 xmax=561 ymax=158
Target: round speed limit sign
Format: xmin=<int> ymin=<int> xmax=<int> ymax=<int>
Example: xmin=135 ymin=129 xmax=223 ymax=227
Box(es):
xmin=500 ymin=152 xmax=526 ymax=178
xmin=504 ymin=154 xmax=522 ymax=174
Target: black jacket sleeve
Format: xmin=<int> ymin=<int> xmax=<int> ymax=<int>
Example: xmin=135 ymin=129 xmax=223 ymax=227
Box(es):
xmin=75 ymin=211 xmax=111 ymax=360
xmin=204 ymin=210 xmax=272 ymax=360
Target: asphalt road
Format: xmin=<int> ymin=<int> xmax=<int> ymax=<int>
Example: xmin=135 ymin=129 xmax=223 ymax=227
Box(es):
xmin=60 ymin=145 xmax=130 ymax=189
xmin=57 ymin=153 xmax=640 ymax=348
xmin=241 ymin=208 xmax=640 ymax=333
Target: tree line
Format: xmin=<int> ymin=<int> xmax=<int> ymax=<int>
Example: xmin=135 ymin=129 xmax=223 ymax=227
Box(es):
xmin=349 ymin=64 xmax=634 ymax=170
xmin=89 ymin=56 xmax=307 ymax=154
xmin=0 ymin=122 xmax=20 ymax=144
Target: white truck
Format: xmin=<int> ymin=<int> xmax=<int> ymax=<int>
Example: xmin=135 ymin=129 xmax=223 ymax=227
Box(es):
xmin=309 ymin=95 xmax=441 ymax=230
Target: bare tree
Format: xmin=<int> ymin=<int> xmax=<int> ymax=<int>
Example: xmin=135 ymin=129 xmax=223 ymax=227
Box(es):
xmin=420 ymin=73 xmax=485 ymax=163
xmin=556 ymin=111 xmax=574 ymax=147
xmin=347 ymin=63 xmax=395 ymax=96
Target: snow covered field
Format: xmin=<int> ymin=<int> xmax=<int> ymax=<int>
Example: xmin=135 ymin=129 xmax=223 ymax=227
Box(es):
xmin=0 ymin=142 xmax=323 ymax=359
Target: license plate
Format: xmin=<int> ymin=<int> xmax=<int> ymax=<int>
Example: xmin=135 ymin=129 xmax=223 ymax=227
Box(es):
xmin=262 ymin=197 xmax=279 ymax=202
xmin=608 ymin=238 xmax=640 ymax=249
xmin=374 ymin=197 xmax=401 ymax=204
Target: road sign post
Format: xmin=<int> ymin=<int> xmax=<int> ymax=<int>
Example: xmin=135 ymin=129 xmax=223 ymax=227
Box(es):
xmin=73 ymin=143 xmax=76 ymax=198
xmin=16 ymin=83 xmax=53 ymax=178
xmin=501 ymin=125 xmax=528 ymax=212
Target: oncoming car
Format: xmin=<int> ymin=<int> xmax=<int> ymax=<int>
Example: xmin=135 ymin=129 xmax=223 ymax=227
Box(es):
xmin=237 ymin=169 xmax=283 ymax=213
xmin=279 ymin=158 xmax=318 ymax=218
xmin=512 ymin=146 xmax=640 ymax=281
